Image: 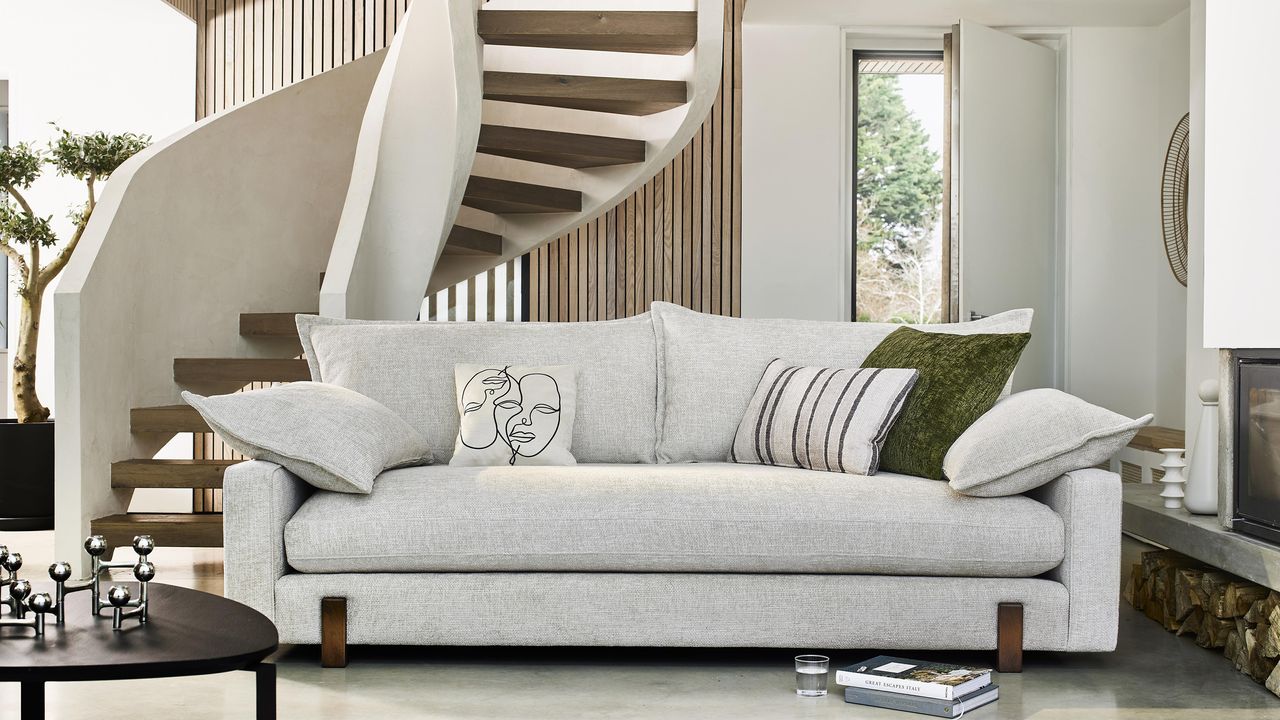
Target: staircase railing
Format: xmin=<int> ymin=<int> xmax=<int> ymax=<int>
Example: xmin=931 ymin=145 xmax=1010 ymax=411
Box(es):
xmin=423 ymin=258 xmax=524 ymax=322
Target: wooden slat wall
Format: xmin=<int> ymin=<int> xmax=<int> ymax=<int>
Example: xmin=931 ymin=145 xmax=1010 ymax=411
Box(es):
xmin=189 ymin=0 xmax=409 ymax=121
xmin=526 ymin=0 xmax=744 ymax=321
xmin=163 ymin=0 xmax=199 ymax=20
xmin=425 ymin=259 xmax=521 ymax=322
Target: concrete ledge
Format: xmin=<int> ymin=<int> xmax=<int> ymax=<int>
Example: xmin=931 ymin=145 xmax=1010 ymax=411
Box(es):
xmin=1122 ymin=482 xmax=1280 ymax=590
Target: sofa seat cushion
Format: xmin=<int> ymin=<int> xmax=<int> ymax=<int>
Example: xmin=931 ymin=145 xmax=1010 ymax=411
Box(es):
xmin=284 ymin=464 xmax=1064 ymax=577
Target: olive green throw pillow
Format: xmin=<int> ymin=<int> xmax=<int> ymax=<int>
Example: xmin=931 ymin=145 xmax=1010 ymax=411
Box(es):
xmin=862 ymin=327 xmax=1031 ymax=480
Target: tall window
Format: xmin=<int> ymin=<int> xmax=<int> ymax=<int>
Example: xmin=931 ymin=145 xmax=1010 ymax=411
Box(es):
xmin=853 ymin=54 xmax=945 ymax=323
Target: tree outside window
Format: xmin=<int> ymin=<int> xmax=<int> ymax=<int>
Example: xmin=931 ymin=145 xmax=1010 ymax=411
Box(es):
xmin=856 ymin=72 xmax=944 ymax=324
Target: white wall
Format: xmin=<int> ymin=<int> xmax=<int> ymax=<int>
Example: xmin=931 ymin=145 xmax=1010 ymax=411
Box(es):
xmin=741 ymin=24 xmax=846 ymax=321
xmin=1201 ymin=0 xmax=1278 ymax=349
xmin=0 ymin=0 xmax=193 ymax=418
xmin=1185 ymin=0 xmax=1214 ymax=439
xmin=1155 ymin=10 xmax=1191 ymax=426
xmin=1063 ymin=27 xmax=1158 ymax=420
xmin=0 ymin=78 xmax=6 ymax=419
xmin=1062 ymin=17 xmax=1188 ymax=425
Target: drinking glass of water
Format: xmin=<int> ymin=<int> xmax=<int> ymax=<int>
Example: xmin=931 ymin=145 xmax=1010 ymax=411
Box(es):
xmin=795 ymin=654 xmax=829 ymax=697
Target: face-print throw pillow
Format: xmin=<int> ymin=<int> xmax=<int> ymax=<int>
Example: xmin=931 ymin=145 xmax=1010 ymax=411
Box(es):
xmin=449 ymin=364 xmax=577 ymax=466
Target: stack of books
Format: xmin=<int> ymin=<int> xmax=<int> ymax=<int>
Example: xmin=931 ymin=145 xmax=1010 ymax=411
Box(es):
xmin=835 ymin=655 xmax=998 ymax=718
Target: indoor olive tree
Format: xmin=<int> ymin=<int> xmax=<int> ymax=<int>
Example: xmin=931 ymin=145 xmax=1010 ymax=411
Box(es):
xmin=0 ymin=127 xmax=149 ymax=422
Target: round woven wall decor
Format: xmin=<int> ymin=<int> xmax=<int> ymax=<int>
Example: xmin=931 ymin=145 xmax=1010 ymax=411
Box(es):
xmin=1161 ymin=112 xmax=1190 ymax=287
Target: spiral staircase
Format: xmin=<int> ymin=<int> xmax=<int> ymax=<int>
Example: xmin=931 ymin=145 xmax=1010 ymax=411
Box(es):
xmin=64 ymin=1 xmax=724 ymax=553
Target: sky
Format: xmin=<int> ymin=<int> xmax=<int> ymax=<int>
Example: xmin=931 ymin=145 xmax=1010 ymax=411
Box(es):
xmin=868 ymin=71 xmax=946 ymax=269
xmin=898 ymin=73 xmax=945 ymax=165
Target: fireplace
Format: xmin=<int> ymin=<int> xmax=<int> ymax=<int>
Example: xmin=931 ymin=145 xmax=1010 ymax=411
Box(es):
xmin=1234 ymin=350 xmax=1280 ymax=544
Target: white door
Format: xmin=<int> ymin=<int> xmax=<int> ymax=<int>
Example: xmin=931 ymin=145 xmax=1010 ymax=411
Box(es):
xmin=956 ymin=20 xmax=1058 ymax=390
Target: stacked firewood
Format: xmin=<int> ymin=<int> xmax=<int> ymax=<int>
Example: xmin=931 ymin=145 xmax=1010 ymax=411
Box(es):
xmin=1126 ymin=549 xmax=1280 ymax=694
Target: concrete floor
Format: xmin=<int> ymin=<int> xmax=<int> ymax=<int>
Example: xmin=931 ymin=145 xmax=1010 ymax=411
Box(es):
xmin=1 ymin=531 xmax=1277 ymax=719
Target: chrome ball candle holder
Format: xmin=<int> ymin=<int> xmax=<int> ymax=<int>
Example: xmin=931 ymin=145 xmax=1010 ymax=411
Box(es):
xmin=0 ymin=546 xmax=55 ymax=636
xmin=74 ymin=534 xmax=156 ymax=629
xmin=0 ymin=535 xmax=157 ymax=636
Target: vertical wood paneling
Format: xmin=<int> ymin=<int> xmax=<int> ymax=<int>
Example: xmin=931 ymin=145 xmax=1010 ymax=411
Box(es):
xmin=710 ymin=63 xmax=722 ymax=315
xmin=466 ymin=273 xmax=476 ymax=321
xmin=521 ymin=0 xmax=743 ymax=322
xmin=506 ymin=259 xmax=517 ymax=320
xmin=233 ymin=0 xmax=244 ymax=107
xmin=733 ymin=2 xmax=745 ymax=314
xmin=486 ymin=267 xmax=497 ymax=321
xmin=275 ymin=0 xmax=286 ymax=90
xmin=194 ymin=0 xmax=403 ymax=120
xmin=519 ymin=0 xmax=747 ymax=319
xmin=164 ymin=0 xmax=200 ymax=20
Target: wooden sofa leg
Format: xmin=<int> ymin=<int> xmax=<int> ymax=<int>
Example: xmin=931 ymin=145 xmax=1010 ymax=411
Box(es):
xmin=997 ymin=602 xmax=1023 ymax=673
xmin=321 ymin=597 xmax=348 ymax=668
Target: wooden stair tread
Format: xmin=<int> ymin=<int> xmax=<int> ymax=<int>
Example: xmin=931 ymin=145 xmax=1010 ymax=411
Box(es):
xmin=463 ymin=175 xmax=582 ymax=215
xmin=483 ymin=71 xmax=687 ymax=116
xmin=478 ymin=10 xmax=697 ymax=56
xmin=173 ymin=357 xmax=310 ymax=384
xmin=240 ymin=312 xmax=315 ymax=339
xmin=446 ymin=225 xmax=503 ymax=256
xmin=131 ymin=404 xmax=209 ymax=433
xmin=477 ymin=124 xmax=645 ymax=168
xmin=111 ymin=459 xmax=239 ymax=489
xmin=91 ymin=513 xmax=223 ymax=548
xmin=1128 ymin=425 xmax=1186 ymax=455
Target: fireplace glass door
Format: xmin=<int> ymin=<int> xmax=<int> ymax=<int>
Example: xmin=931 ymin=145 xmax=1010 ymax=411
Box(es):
xmin=1237 ymin=358 xmax=1280 ymax=542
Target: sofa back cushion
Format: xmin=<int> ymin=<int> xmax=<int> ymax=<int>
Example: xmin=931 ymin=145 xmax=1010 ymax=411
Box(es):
xmin=297 ymin=313 xmax=658 ymax=464
xmin=651 ymin=302 xmax=1033 ymax=464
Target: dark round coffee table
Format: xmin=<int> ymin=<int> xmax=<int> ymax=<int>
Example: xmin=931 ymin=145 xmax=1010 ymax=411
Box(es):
xmin=0 ymin=583 xmax=278 ymax=720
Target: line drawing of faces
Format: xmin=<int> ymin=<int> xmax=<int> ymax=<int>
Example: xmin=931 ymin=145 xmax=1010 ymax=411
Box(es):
xmin=459 ymin=367 xmax=513 ymax=450
xmin=460 ymin=367 xmax=563 ymax=465
xmin=501 ymin=373 xmax=561 ymax=464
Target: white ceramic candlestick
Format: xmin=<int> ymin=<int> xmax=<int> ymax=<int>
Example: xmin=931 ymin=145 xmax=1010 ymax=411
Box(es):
xmin=1159 ymin=448 xmax=1187 ymax=510
xmin=1183 ymin=380 xmax=1220 ymax=515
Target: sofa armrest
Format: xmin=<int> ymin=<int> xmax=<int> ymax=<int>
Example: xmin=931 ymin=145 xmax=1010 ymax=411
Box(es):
xmin=223 ymin=460 xmax=313 ymax=623
xmin=1027 ymin=467 xmax=1121 ymax=651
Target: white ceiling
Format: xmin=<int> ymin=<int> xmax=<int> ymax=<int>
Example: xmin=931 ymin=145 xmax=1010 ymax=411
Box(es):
xmin=744 ymin=0 xmax=1191 ymax=28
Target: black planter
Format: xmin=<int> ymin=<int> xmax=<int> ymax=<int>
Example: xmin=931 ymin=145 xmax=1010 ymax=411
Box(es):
xmin=0 ymin=419 xmax=54 ymax=531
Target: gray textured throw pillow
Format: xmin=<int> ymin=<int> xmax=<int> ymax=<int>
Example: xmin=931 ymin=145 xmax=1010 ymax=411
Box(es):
xmin=182 ymin=382 xmax=432 ymax=494
xmin=945 ymin=388 xmax=1153 ymax=497
xmin=449 ymin=364 xmax=577 ymax=467
xmin=731 ymin=360 xmax=919 ymax=476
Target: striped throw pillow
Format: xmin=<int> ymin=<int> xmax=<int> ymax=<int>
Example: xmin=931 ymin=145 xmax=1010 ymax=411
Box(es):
xmin=730 ymin=360 xmax=919 ymax=476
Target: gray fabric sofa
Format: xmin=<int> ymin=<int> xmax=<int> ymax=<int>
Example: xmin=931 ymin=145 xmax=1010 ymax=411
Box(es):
xmin=223 ymin=302 xmax=1121 ymax=664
